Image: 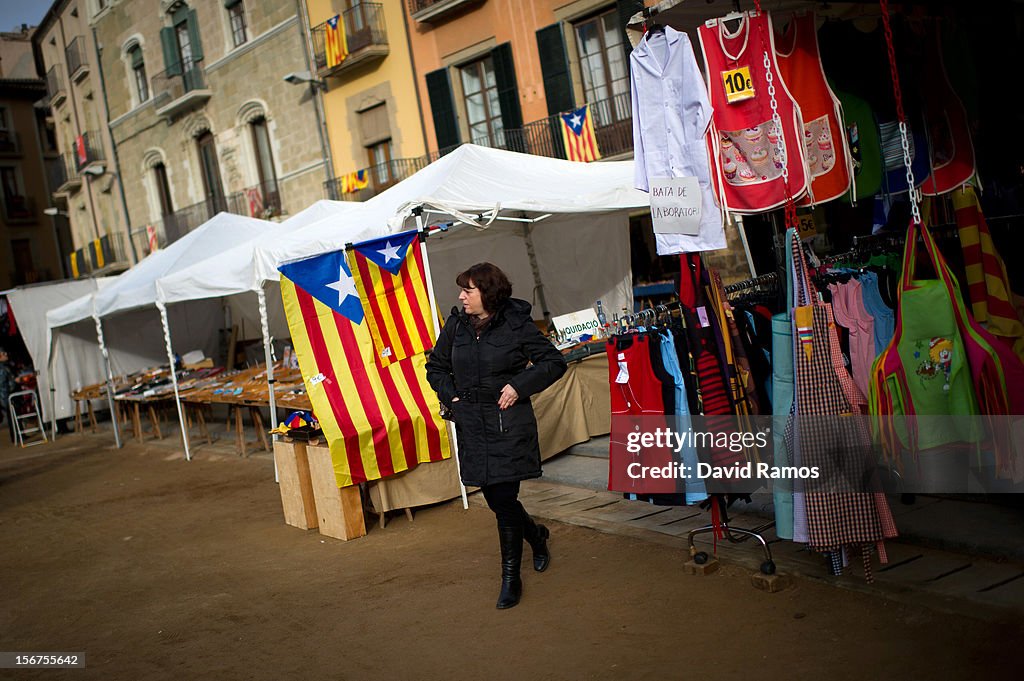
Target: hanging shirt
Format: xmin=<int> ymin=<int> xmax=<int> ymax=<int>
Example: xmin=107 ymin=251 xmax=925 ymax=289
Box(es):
xmin=859 ymin=272 xmax=895 ymax=355
xmin=630 ymin=26 xmax=726 ymax=255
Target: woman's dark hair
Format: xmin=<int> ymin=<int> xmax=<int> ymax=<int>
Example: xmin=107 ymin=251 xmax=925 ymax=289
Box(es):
xmin=456 ymin=263 xmax=512 ymax=314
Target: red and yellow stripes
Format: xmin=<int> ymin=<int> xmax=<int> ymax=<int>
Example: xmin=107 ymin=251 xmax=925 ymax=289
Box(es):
xmin=348 ymin=241 xmax=436 ymax=368
xmin=280 ymin=276 xmax=450 ymax=488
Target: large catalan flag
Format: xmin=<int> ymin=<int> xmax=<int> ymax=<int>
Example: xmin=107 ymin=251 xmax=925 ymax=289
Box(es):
xmin=559 ymin=104 xmax=601 ymax=163
xmin=347 ymin=230 xmax=437 ymax=368
xmin=279 ymin=249 xmax=451 ymax=488
xmin=324 ymin=14 xmax=348 ymax=69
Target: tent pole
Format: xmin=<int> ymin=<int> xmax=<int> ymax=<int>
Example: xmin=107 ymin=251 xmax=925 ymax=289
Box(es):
xmin=47 ymin=332 xmax=57 ymax=441
xmin=734 ymin=214 xmax=757 ymax=278
xmin=521 ymin=223 xmax=552 ymax=327
xmin=417 ymin=208 xmax=468 ymax=511
xmin=157 ymin=302 xmax=191 ymax=461
xmin=93 ymin=312 xmax=122 ymax=449
xmin=257 ymin=287 xmax=280 ymax=483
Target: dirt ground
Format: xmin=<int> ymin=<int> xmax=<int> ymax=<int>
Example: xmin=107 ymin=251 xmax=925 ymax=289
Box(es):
xmin=1 ymin=434 xmax=1022 ymax=681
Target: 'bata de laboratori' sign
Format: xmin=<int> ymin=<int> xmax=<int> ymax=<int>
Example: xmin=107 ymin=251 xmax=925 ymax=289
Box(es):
xmin=650 ymin=176 xmax=702 ymax=236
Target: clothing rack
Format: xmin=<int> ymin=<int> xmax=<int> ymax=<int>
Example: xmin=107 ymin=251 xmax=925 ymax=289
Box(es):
xmin=724 ymin=271 xmax=780 ymax=295
xmin=612 ymin=301 xmax=682 ymax=333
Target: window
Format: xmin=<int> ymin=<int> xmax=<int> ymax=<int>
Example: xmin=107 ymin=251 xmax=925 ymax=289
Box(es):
xmin=249 ymin=118 xmax=280 ymax=215
xmin=128 ymin=44 xmax=149 ymax=103
xmin=574 ymin=9 xmax=630 ymax=125
xmin=1 ymin=166 xmax=31 ymax=220
xmin=459 ymin=57 xmax=502 ymax=146
xmin=153 ymin=162 xmax=173 ymax=216
xmin=0 ymin=107 xmax=11 ymax=153
xmin=175 ymin=20 xmax=194 ymax=70
xmin=227 ymin=1 xmax=248 ymax=47
xmin=196 ymin=131 xmax=224 ymax=211
xmin=367 ymin=140 xmax=393 ymax=185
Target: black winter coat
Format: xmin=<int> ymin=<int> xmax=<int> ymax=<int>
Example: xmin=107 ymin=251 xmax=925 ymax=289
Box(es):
xmin=425 ymin=298 xmax=567 ymax=486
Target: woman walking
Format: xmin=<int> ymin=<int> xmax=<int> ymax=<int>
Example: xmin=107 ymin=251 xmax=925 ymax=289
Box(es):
xmin=426 ymin=263 xmax=567 ymax=609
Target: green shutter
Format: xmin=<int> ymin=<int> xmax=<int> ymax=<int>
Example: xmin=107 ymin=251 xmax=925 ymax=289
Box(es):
xmin=536 ymin=24 xmax=574 ymax=115
xmin=187 ymin=8 xmax=204 ymax=63
xmin=491 ymin=43 xmax=522 ymax=131
xmin=130 ymin=45 xmax=144 ymax=68
xmin=425 ymin=68 xmax=461 ymax=152
xmin=160 ymin=27 xmax=181 ymax=75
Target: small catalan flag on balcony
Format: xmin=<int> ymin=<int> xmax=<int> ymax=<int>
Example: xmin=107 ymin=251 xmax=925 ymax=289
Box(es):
xmin=325 ymin=14 xmax=349 ymax=69
xmin=559 ymin=104 xmax=601 ymax=163
xmin=341 ymin=169 xmax=369 ymax=194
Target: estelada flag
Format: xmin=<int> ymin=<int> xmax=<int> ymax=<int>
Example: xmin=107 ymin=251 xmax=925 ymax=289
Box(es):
xmin=279 ymin=249 xmax=451 ymax=487
xmin=324 ymin=14 xmax=349 ymax=69
xmin=559 ymin=104 xmax=601 ymax=163
xmin=347 ymin=230 xmax=437 ymax=368
xmin=340 ymin=169 xmax=368 ymax=194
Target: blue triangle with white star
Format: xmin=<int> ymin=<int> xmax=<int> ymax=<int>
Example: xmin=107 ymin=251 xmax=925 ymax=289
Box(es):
xmin=351 ymin=230 xmax=418 ymax=276
xmin=279 ymin=249 xmax=364 ymax=324
xmin=560 ymin=106 xmax=588 ymax=135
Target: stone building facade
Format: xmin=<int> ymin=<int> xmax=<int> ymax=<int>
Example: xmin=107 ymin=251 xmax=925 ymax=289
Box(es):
xmin=92 ymin=0 xmax=328 ymax=255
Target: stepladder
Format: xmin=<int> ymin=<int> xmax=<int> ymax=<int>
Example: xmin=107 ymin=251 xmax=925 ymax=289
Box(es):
xmin=8 ymin=390 xmax=48 ymax=448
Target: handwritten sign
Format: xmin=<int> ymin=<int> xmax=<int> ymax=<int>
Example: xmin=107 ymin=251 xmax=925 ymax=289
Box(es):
xmin=650 ymin=177 xmax=702 ymax=236
xmin=797 ymin=213 xmax=817 ymax=238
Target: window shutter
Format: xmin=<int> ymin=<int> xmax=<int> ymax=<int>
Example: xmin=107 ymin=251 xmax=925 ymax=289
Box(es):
xmin=224 ymin=0 xmax=242 ymax=8
xmin=425 ymin=68 xmax=460 ymax=152
xmin=536 ymin=24 xmax=574 ymax=115
xmin=160 ymin=27 xmax=181 ymax=75
xmin=491 ymin=42 xmax=522 ymax=131
xmin=359 ymin=104 xmax=390 ymax=146
xmin=616 ymin=0 xmax=637 ymax=59
xmin=187 ymin=8 xmax=204 ymax=63
xmin=130 ymin=46 xmax=144 ymax=68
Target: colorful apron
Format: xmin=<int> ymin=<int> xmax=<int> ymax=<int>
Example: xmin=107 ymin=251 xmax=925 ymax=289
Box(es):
xmin=698 ymin=11 xmax=809 ymax=213
xmin=775 ymin=12 xmax=852 ymax=205
xmin=833 ymin=85 xmax=883 ymax=203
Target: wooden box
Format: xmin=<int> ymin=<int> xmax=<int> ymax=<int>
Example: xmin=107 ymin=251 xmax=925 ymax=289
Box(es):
xmin=305 ymin=443 xmax=367 ymax=541
xmin=273 ymin=440 xmax=318 ymax=530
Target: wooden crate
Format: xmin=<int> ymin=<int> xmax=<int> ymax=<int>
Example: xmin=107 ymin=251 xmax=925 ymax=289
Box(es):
xmin=305 ymin=444 xmax=366 ymax=541
xmin=273 ymin=440 xmax=318 ymax=530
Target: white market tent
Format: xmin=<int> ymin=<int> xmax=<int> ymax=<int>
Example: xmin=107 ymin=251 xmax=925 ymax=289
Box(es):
xmin=46 ymin=212 xmax=276 ymax=445
xmin=255 ymin=144 xmax=650 ymax=320
xmin=5 ymin=278 xmax=110 ymax=424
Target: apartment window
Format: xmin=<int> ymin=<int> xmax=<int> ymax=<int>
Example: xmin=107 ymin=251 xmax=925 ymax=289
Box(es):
xmin=250 ymin=117 xmax=276 ymax=191
xmin=459 ymin=57 xmax=502 ymax=146
xmin=196 ymin=131 xmax=224 ymax=210
xmin=1 ymin=166 xmax=30 ymax=220
xmin=574 ymin=9 xmax=630 ymax=125
xmin=368 ymin=140 xmax=393 ymax=185
xmin=227 ymin=0 xmax=248 ymax=47
xmin=128 ymin=44 xmax=149 ymax=102
xmin=0 ymin=107 xmax=10 ymax=153
xmin=175 ymin=20 xmax=194 ymax=70
xmin=153 ymin=162 xmax=174 ymax=216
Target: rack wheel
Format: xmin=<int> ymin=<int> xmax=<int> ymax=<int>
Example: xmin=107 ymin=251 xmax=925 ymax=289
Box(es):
xmin=760 ymin=560 xmax=776 ymax=576
xmin=693 ymin=552 xmax=709 ymax=565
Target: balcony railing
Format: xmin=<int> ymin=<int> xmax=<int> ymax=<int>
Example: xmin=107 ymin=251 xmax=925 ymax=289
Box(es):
xmin=226 ymin=179 xmax=283 ymax=218
xmin=152 ymin=63 xmax=211 ymax=119
xmin=65 ymin=36 xmax=89 ymax=82
xmin=46 ymin=65 xmax=66 ymax=107
xmin=67 ymin=232 xmax=131 ymax=278
xmin=74 ymin=130 xmax=105 ymax=170
xmin=53 ymin=153 xmax=82 ymax=194
xmin=45 ymin=157 xmax=68 ymax=192
xmin=311 ymin=3 xmax=388 ymax=77
xmin=324 ymin=157 xmax=427 ymax=201
xmin=2 ymin=195 xmax=36 ymax=223
xmin=0 ymin=129 xmax=19 ymax=155
xmin=408 ymin=0 xmax=485 ymax=24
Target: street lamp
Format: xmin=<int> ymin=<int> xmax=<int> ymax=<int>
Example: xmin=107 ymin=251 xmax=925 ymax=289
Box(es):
xmin=43 ymin=207 xmax=69 ymax=216
xmin=81 ymin=164 xmax=105 ymax=176
xmin=284 ymin=70 xmax=327 ymax=92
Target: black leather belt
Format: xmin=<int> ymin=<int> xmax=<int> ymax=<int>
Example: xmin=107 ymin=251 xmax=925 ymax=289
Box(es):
xmin=456 ymin=388 xmax=498 ymax=404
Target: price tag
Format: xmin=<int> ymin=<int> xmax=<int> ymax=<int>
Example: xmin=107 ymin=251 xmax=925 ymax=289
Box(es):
xmin=797 ymin=213 xmax=818 ymax=238
xmin=721 ymin=66 xmax=755 ymax=104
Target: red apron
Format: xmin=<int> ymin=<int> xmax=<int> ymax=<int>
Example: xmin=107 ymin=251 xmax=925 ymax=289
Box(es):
xmin=775 ymin=12 xmax=852 ymax=205
xmin=919 ymin=20 xmax=976 ymax=196
xmin=698 ymin=11 xmax=809 ymax=214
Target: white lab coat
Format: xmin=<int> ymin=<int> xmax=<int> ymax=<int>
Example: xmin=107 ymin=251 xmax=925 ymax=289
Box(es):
xmin=631 ymin=27 xmax=726 ymax=254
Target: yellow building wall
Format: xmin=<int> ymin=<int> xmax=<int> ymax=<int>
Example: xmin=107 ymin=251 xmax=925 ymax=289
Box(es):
xmin=306 ymin=0 xmax=427 ymax=177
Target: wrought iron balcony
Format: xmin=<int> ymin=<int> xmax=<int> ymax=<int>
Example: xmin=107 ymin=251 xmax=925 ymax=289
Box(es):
xmin=45 ymin=157 xmax=68 ymax=193
xmin=65 ymin=36 xmax=90 ymax=83
xmin=68 ymin=233 xmax=131 ymax=277
xmin=46 ymin=65 xmax=66 ymax=107
xmin=226 ymin=179 xmax=282 ymax=218
xmin=2 ymin=194 xmax=36 ymax=223
xmin=152 ymin=62 xmax=211 ymax=120
xmin=53 ymin=154 xmax=82 ymax=194
xmin=408 ymin=0 xmax=485 ymax=24
xmin=162 ymin=195 xmax=225 ymax=246
xmin=74 ymin=130 xmax=105 ymax=171
xmin=0 ymin=129 xmax=19 ymax=156
xmin=324 ymin=157 xmax=427 ymax=201
xmin=311 ymin=3 xmax=388 ymax=78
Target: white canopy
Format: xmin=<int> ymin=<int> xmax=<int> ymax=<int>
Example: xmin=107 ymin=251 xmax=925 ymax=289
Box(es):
xmin=254 ymin=144 xmax=649 ymax=283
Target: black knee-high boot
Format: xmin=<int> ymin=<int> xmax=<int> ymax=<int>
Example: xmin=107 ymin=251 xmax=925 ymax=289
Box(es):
xmin=496 ymin=520 xmax=523 ymax=609
xmin=521 ymin=511 xmax=550 ymax=572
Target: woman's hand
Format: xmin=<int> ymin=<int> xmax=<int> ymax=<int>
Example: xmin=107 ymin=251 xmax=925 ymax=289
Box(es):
xmin=498 ymin=384 xmax=518 ymax=410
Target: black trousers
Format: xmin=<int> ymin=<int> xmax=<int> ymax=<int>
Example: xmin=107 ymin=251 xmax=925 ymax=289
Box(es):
xmin=481 ymin=480 xmax=524 ymax=527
